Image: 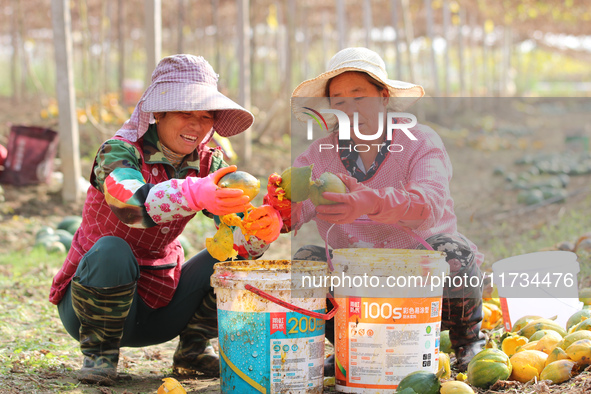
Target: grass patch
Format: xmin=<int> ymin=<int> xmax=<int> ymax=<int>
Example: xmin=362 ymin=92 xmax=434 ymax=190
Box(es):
xmin=488 ymin=208 xmax=588 ymax=259
xmin=486 ymin=205 xmax=591 ymax=285
xmin=0 ymin=249 xmax=79 ymax=383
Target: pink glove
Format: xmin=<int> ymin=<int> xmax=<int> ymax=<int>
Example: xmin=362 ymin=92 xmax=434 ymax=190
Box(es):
xmin=316 ymin=174 xmax=432 ymax=226
xmin=181 ymin=165 xmax=251 ymax=216
xmin=242 ymin=205 xmax=283 ymax=243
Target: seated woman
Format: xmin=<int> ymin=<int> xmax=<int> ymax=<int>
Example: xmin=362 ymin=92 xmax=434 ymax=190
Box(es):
xmin=266 ymin=47 xmax=485 ymax=373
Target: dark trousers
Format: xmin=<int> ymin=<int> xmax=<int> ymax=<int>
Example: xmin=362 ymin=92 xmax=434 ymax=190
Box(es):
xmin=58 ymin=236 xmax=219 ymax=348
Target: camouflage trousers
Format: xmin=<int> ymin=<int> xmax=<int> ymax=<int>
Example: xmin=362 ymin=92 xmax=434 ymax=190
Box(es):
xmin=293 ymin=233 xmax=484 ymax=350
xmin=58 ymin=236 xmax=220 ymax=348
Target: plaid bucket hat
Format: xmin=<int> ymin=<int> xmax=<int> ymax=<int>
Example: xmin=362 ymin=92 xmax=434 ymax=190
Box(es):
xmin=115 ymin=54 xmax=254 ymax=142
xmin=291 ymin=47 xmax=425 ymax=122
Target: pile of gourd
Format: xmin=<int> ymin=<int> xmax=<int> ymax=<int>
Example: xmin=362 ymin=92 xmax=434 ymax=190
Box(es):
xmin=34 ymin=216 xmax=82 ymax=253
xmin=33 ymin=216 xmax=194 ymax=257
xmin=395 ymin=307 xmax=591 ymax=393
xmin=495 ymin=151 xmax=591 ymax=206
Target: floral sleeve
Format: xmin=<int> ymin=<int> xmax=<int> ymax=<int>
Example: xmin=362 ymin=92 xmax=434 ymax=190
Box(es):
xmin=144 ymin=179 xmax=196 ymax=224
xmin=93 ymin=140 xmax=196 ymax=228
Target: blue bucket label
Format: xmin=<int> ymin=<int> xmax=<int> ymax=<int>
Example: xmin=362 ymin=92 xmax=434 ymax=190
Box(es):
xmin=219 ymin=309 xmax=325 ymax=394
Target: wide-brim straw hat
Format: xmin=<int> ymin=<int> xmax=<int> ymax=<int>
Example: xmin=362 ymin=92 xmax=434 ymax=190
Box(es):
xmin=291 ymin=47 xmax=425 ymax=122
xmin=116 ymin=54 xmax=253 ymax=142
xmin=142 ymin=54 xmax=254 ymax=137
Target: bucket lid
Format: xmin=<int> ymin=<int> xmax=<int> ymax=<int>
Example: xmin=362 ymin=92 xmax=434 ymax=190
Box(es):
xmin=492 ymin=251 xmax=580 ymax=274
xmin=333 ymin=248 xmax=446 ymax=259
xmin=331 ymin=248 xmax=449 ymax=277
xmin=211 ymin=259 xmax=329 ymax=291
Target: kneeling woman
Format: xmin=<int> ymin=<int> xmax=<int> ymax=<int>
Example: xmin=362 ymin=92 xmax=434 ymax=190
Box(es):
xmin=49 ymin=55 xmax=279 ymax=384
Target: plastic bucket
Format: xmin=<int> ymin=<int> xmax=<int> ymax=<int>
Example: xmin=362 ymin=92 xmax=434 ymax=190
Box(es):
xmin=492 ymin=251 xmax=582 ymax=331
xmin=211 ymin=260 xmax=335 ymax=394
xmin=331 ymin=249 xmax=449 ymax=393
xmin=122 ymin=79 xmax=144 ymax=105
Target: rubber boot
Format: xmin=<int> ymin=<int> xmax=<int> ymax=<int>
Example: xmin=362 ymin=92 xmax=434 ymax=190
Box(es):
xmin=446 ymin=296 xmax=486 ymax=372
xmin=172 ymin=290 xmax=220 ymax=377
xmin=70 ymin=278 xmax=136 ymax=385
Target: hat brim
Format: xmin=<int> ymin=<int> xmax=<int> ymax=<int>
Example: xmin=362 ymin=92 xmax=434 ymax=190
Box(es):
xmin=291 ymin=67 xmax=425 ymax=122
xmin=141 ymin=82 xmax=254 ymax=137
xmin=292 ymin=67 xmax=425 ymax=99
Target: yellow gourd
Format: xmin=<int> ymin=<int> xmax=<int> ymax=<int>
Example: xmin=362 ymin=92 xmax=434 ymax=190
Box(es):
xmin=501 ymin=335 xmax=528 ymax=358
xmin=510 ymin=315 xmax=544 ymax=332
xmin=440 ymin=381 xmax=475 ymax=394
xmin=540 ymin=359 xmax=578 ymax=384
xmin=438 ymin=352 xmax=451 ymax=379
xmin=545 ymin=346 xmax=569 ymax=367
xmin=157 ymin=377 xmax=187 ymax=394
xmin=482 ymin=303 xmax=502 ymax=330
xmin=534 ymin=331 xmax=563 ymax=354
xmin=206 ymin=223 xmax=238 ymax=261
xmin=456 ymin=372 xmax=468 ymax=382
xmin=560 ymin=330 xmax=591 ymax=351
xmin=517 ymin=318 xmax=567 ymax=338
xmin=509 ymin=350 xmax=548 ymax=383
xmin=217 ymin=170 xmax=260 ymax=202
xmin=515 ymin=340 xmax=539 ymax=353
xmin=566 ymin=339 xmax=591 ymax=366
xmin=309 ymin=172 xmax=347 ymax=206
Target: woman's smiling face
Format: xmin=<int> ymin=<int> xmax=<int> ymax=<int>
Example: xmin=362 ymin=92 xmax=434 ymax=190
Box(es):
xmin=155 ymin=111 xmax=215 ymax=155
xmin=328 ymin=71 xmax=389 ymax=145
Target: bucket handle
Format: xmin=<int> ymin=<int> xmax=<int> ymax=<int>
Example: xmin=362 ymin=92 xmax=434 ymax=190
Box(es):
xmin=244 ymin=284 xmax=339 ymax=321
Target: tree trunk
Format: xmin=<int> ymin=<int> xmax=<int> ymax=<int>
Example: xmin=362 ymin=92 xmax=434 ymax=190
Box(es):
xmin=470 ymin=12 xmax=478 ymax=97
xmin=336 ymin=0 xmax=346 ymax=50
xmin=145 ymin=0 xmax=162 ymax=86
xmin=211 ymin=0 xmax=221 ymax=72
xmin=118 ymin=0 xmax=125 ymax=102
xmin=284 ymin=0 xmax=296 ymax=99
xmin=457 ymin=7 xmax=465 ymax=96
xmin=51 ymin=0 xmax=82 ymax=203
xmin=401 ymin=0 xmax=415 ymax=82
xmin=177 ymin=0 xmax=186 ymax=54
xmin=424 ymin=0 xmax=439 ymax=95
xmin=502 ymin=26 xmax=513 ymax=96
xmin=10 ymin=0 xmax=21 ymax=103
xmin=301 ymin=3 xmax=309 ymax=79
xmin=391 ymin=0 xmax=402 ymax=80
xmin=442 ymin=0 xmax=451 ymax=96
xmin=322 ymin=10 xmax=330 ymax=68
xmin=236 ymin=0 xmax=251 ymax=163
xmin=97 ymin=0 xmax=108 ymax=124
xmin=363 ymin=0 xmax=372 ymax=48
xmin=482 ymin=31 xmax=488 ymax=96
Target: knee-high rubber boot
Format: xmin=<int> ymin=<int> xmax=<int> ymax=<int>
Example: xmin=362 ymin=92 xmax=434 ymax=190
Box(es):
xmin=442 ymin=268 xmax=486 ymax=373
xmin=172 ymin=290 xmax=220 ymax=377
xmin=70 ymin=278 xmax=136 ymax=385
xmin=443 ymin=295 xmax=486 ymax=372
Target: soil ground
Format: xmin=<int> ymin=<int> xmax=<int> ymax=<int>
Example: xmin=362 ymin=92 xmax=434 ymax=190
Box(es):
xmin=2 ymin=96 xmax=591 ymax=393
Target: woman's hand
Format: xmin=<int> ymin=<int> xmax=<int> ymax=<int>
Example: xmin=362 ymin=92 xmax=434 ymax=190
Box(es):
xmin=263 ymin=172 xmax=294 ymax=232
xmin=315 ymin=174 xmax=378 ymax=224
xmin=242 ymin=205 xmax=283 ymax=243
xmin=316 ymin=174 xmax=431 ymax=225
xmin=181 ymin=165 xmax=251 ymax=215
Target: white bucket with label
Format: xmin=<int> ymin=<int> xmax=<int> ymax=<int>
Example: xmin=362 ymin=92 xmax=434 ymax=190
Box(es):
xmin=330 ymin=249 xmax=449 ymax=393
xmin=492 ymin=251 xmax=582 ymax=330
xmin=211 ymin=260 xmax=335 ymax=394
